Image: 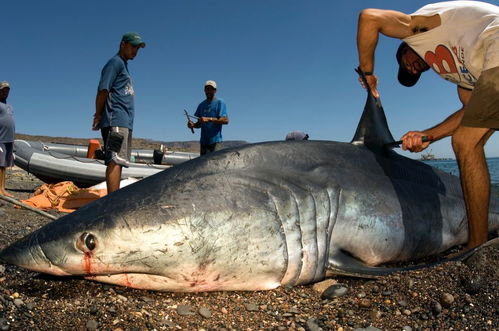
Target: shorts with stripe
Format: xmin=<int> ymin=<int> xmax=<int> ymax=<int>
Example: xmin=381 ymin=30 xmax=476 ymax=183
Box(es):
xmin=0 ymin=142 xmax=14 ymax=167
xmin=101 ymin=127 xmax=132 ymax=167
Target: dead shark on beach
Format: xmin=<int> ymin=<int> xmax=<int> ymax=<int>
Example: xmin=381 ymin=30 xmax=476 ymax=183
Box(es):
xmin=1 ymin=72 xmax=498 ymax=292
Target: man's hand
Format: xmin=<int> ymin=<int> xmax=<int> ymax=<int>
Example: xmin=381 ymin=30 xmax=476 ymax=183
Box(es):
xmin=187 ymin=120 xmax=194 ymax=129
xmin=94 ymin=90 xmax=108 ymax=131
xmin=401 ymin=131 xmax=432 ymax=152
xmin=358 ymin=74 xmax=379 ymax=98
xmin=92 ymin=114 xmax=101 ymax=131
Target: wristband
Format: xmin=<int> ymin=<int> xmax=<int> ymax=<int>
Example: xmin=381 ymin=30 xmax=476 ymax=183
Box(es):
xmin=363 ymin=72 xmax=373 ymax=75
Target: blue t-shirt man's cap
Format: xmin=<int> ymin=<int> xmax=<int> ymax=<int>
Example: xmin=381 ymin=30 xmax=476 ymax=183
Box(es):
xmin=97 ymin=55 xmax=135 ymax=129
xmin=121 ymin=32 xmax=146 ymax=48
xmin=194 ymin=98 xmax=227 ymax=145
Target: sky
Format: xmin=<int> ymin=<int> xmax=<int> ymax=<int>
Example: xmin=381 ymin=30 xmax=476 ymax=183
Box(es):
xmin=2 ymin=0 xmax=498 ymax=159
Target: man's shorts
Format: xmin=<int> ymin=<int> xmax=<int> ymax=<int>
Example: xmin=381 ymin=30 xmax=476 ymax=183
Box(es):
xmin=0 ymin=142 xmax=14 ymax=167
xmin=200 ymin=142 xmax=223 ymax=155
xmin=101 ymin=127 xmax=132 ymax=167
xmin=461 ymin=66 xmax=499 ymax=129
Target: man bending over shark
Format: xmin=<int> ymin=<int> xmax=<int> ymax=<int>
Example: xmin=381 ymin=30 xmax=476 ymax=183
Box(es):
xmin=356 ymin=1 xmax=499 ymax=250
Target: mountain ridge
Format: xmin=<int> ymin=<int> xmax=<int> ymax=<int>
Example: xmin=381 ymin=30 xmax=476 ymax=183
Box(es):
xmin=15 ymin=133 xmax=248 ymax=153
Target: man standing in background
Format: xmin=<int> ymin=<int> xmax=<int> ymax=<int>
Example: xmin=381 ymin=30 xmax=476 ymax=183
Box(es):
xmin=92 ymin=32 xmax=145 ymax=193
xmin=0 ymin=81 xmax=15 ymax=197
xmin=188 ymin=80 xmax=229 ymax=155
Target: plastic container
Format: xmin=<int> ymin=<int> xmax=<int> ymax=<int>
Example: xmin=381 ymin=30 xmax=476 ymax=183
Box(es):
xmin=86 ymin=139 xmax=101 ymax=159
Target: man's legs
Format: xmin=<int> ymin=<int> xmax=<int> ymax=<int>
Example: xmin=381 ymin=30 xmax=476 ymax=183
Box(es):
xmin=200 ymin=145 xmax=207 ymax=156
xmin=452 ymin=126 xmax=494 ymax=249
xmin=0 ymin=167 xmax=12 ymax=197
xmin=455 ymin=65 xmax=499 ymax=248
xmin=102 ymin=127 xmax=131 ymax=194
xmin=0 ymin=143 xmax=13 ymax=197
xmin=200 ymin=143 xmax=223 ymax=155
xmin=106 ymin=162 xmax=122 ymax=194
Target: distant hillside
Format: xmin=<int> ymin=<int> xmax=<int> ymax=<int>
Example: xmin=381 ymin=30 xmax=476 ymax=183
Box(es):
xmin=16 ymin=134 xmax=248 ymax=153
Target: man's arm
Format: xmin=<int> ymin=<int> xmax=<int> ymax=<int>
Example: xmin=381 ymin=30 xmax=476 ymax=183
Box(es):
xmin=198 ymin=101 xmax=228 ymax=125
xmin=401 ymin=86 xmax=471 ymax=152
xmin=188 ymin=119 xmax=201 ymax=129
xmin=199 ymin=117 xmax=228 ymax=125
xmin=93 ymin=89 xmax=109 ymax=131
xmin=357 ymin=9 xmax=412 ymax=96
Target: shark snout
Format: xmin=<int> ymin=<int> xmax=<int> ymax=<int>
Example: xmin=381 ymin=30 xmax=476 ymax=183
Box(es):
xmin=0 ymin=232 xmax=70 ymax=276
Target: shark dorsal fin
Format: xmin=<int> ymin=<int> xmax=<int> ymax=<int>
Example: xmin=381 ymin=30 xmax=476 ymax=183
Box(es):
xmin=351 ymin=68 xmax=396 ymax=150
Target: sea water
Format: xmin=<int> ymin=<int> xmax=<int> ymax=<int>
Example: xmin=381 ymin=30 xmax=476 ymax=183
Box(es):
xmin=424 ymin=157 xmax=499 ymax=185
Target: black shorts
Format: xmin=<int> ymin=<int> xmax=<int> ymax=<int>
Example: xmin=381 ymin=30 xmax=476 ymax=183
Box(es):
xmin=200 ymin=142 xmax=223 ymax=155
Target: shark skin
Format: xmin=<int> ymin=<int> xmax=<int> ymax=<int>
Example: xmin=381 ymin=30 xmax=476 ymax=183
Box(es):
xmin=1 ymin=79 xmax=498 ymax=292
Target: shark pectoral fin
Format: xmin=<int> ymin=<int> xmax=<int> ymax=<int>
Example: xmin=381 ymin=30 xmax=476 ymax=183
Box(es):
xmin=326 ymin=250 xmax=389 ymax=279
xmin=327 ymin=245 xmax=483 ymax=279
xmin=326 ymin=250 xmax=434 ymax=279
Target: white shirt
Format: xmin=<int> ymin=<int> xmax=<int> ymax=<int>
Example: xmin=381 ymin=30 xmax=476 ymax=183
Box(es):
xmin=403 ymin=1 xmax=499 ymax=89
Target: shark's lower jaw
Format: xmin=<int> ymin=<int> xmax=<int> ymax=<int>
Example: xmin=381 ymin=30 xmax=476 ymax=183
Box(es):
xmin=85 ymin=273 xmax=281 ymax=292
xmin=17 ymin=263 xmax=72 ymax=276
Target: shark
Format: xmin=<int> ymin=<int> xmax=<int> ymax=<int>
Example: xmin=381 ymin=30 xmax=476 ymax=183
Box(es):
xmin=1 ymin=73 xmax=498 ymax=291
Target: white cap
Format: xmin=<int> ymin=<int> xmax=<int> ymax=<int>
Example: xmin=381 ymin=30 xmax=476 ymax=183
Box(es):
xmin=205 ymin=80 xmax=217 ymax=89
xmin=0 ymin=81 xmax=10 ymax=89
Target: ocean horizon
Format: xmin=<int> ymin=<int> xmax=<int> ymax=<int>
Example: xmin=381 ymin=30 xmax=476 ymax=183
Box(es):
xmin=424 ymin=157 xmax=499 ymax=185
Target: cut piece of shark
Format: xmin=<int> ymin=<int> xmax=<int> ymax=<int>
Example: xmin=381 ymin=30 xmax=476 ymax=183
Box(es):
xmin=1 ymin=72 xmax=498 ymax=291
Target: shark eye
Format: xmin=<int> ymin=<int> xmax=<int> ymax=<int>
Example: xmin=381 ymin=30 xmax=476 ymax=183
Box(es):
xmin=77 ymin=233 xmax=96 ymax=252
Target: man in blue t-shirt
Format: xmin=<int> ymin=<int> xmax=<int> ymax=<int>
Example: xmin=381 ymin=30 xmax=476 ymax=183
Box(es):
xmin=92 ymin=32 xmax=145 ymax=193
xmin=0 ymin=81 xmax=14 ymax=197
xmin=187 ymin=80 xmax=229 ymax=155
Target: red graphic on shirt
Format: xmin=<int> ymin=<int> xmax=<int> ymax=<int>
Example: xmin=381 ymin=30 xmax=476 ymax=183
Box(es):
xmin=424 ymin=45 xmax=467 ymax=84
xmin=424 ymin=45 xmax=458 ymax=75
xmin=423 ymin=44 xmax=475 ymax=87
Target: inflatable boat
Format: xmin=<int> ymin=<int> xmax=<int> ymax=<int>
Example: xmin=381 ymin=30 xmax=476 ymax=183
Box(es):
xmin=13 ymin=140 xmax=199 ymax=187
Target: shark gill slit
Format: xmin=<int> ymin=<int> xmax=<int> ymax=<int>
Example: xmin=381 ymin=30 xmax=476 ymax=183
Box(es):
xmin=268 ymin=194 xmax=290 ymax=285
xmin=322 ymin=187 xmax=341 ymax=278
xmin=288 ymin=182 xmax=318 ymax=285
xmin=263 ymin=180 xmax=303 ymax=286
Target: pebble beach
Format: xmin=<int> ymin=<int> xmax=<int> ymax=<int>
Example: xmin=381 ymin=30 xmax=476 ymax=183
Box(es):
xmin=0 ymin=144 xmax=497 ymax=330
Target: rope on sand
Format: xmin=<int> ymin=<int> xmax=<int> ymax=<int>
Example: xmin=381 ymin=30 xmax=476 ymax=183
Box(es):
xmin=0 ymin=194 xmax=58 ymax=220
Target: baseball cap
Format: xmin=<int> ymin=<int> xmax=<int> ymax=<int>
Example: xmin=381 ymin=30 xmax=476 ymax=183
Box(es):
xmin=396 ymin=42 xmax=421 ymax=87
xmin=0 ymin=81 xmax=10 ymax=89
xmin=205 ymin=80 xmax=217 ymax=89
xmin=121 ymin=32 xmax=146 ymax=48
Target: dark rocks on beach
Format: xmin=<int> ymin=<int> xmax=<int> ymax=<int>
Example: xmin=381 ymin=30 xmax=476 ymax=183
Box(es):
xmin=244 ymin=302 xmax=259 ymax=312
xmin=439 ymin=293 xmax=455 ymax=308
xmin=461 ymin=275 xmax=486 ymax=294
xmin=321 ymin=284 xmax=348 ymax=299
xmin=0 ymin=153 xmax=498 ymax=330
xmin=85 ymin=319 xmax=98 ymax=331
xmin=431 ymin=301 xmax=443 ymax=315
xmin=198 ymin=306 xmax=212 ymax=318
xmin=176 ymin=304 xmax=195 ymax=316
